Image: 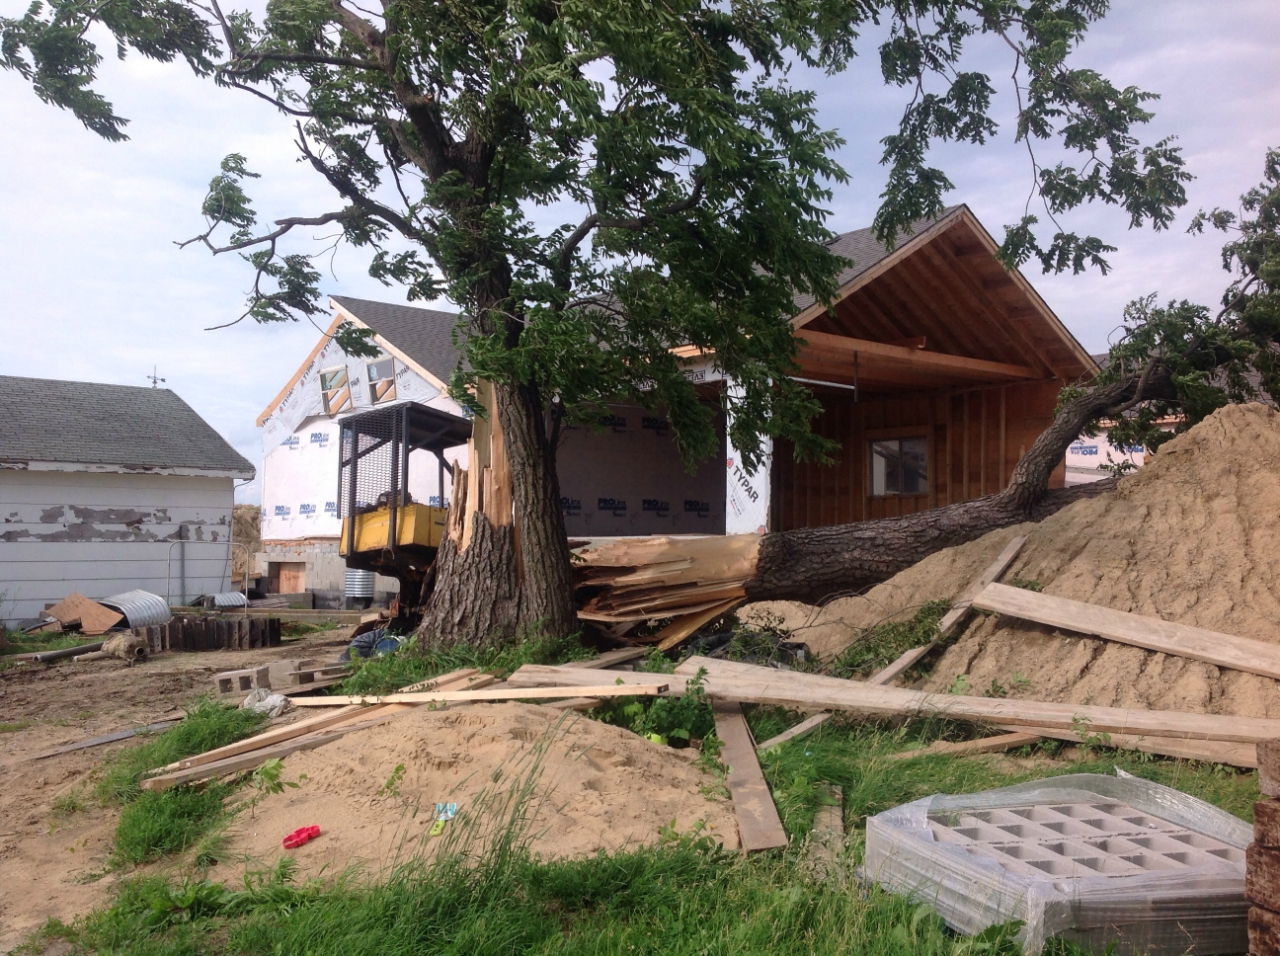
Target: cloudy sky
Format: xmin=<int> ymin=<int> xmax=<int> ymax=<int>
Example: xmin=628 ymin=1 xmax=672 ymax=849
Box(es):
xmin=2 ymin=1 xmax=1277 ymax=504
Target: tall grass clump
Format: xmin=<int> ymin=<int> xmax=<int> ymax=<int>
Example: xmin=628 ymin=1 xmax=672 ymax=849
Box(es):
xmin=96 ymin=699 xmax=268 ymax=804
xmin=339 ymin=625 xmax=593 ymax=696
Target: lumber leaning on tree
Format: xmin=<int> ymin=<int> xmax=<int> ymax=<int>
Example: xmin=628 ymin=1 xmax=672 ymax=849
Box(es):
xmin=973 ymin=583 xmax=1280 ymax=681
xmin=713 ymin=701 xmax=788 ymax=852
xmin=868 ymin=535 xmax=1027 ymax=686
xmin=290 ymin=683 xmax=669 ymax=707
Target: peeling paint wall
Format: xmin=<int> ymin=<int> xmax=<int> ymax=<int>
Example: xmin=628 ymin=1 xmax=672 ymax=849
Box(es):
xmin=0 ymin=470 xmax=236 ymax=624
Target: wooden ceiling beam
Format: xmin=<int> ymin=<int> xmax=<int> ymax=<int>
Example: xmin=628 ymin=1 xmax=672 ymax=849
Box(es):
xmin=797 ymin=329 xmax=1038 ymax=382
xmin=864 ymin=259 xmax=993 ymax=359
xmin=830 ymin=287 xmax=910 ymax=342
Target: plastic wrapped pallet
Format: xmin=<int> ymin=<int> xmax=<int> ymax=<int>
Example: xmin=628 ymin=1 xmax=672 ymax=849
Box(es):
xmin=863 ymin=773 xmax=1250 ymax=955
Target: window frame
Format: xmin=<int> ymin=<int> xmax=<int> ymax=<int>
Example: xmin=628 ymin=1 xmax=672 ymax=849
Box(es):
xmin=868 ymin=434 xmax=930 ymax=498
xmin=319 ymin=366 xmax=351 ymax=416
xmin=367 ymin=357 xmax=398 ymax=405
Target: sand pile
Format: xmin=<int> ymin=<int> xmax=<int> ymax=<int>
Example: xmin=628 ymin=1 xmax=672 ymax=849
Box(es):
xmin=222 ymin=702 xmax=736 ymax=877
xmin=740 ymin=402 xmax=1280 ymax=717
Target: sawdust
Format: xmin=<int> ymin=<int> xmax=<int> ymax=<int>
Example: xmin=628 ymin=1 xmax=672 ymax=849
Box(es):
xmin=740 ymin=402 xmax=1280 ymax=717
xmin=220 ymin=703 xmax=737 ymax=879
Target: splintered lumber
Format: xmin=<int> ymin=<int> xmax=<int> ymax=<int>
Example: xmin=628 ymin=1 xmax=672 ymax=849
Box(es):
xmin=655 ymin=598 xmax=742 ymax=651
xmin=572 ymin=534 xmax=760 ymax=621
xmin=998 ymin=724 xmax=1259 ymax=768
xmin=869 ymin=535 xmax=1026 ymax=686
xmin=888 ymin=732 xmax=1042 ymax=760
xmin=973 ymin=582 xmax=1280 ymax=680
xmin=290 ymin=683 xmax=669 ymax=707
xmin=755 ymin=712 xmax=832 ymax=752
xmin=673 ymin=657 xmax=1280 ymax=744
xmin=713 ymin=701 xmax=788 ymax=852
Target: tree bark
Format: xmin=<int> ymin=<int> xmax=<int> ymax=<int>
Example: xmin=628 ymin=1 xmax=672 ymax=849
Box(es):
xmin=746 ymin=369 xmax=1170 ymax=603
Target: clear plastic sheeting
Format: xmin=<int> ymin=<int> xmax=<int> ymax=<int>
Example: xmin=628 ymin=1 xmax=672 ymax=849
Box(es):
xmin=863 ymin=773 xmax=1250 ymax=955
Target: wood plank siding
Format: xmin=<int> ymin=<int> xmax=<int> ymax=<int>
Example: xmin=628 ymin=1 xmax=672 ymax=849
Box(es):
xmin=771 ymin=379 xmax=1065 ymax=530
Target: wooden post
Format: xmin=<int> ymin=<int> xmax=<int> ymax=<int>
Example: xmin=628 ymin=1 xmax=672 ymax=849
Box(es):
xmin=999 ymin=386 xmax=1008 ymax=489
xmin=979 ymin=388 xmax=987 ymax=496
xmin=962 ymin=390 xmax=970 ymax=501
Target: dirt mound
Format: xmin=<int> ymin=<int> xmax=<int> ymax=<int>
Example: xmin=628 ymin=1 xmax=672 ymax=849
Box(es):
xmin=741 ymin=402 xmax=1280 ymax=717
xmin=221 ymin=703 xmax=736 ymax=878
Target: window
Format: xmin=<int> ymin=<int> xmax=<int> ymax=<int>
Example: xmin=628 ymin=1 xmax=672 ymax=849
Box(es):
xmin=870 ymin=437 xmax=928 ymax=496
xmin=368 ymin=357 xmax=397 ymax=404
xmin=319 ymin=367 xmax=351 ymax=416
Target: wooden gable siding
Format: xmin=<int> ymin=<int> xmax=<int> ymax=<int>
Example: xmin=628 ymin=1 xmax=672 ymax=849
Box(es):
xmin=771 ymin=378 xmax=1065 ymax=530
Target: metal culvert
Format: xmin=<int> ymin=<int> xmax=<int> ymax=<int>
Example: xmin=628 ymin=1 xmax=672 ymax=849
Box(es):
xmin=210 ymin=591 xmax=248 ymax=609
xmin=99 ymin=589 xmax=173 ymax=628
xmin=345 ymin=569 xmax=375 ymax=598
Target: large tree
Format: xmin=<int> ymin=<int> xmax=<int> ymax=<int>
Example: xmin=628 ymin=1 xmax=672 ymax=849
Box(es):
xmin=4 ymin=0 xmax=1193 ymax=642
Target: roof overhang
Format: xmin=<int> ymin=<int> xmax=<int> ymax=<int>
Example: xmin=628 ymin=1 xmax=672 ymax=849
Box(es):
xmin=1 ymin=459 xmax=255 ymax=480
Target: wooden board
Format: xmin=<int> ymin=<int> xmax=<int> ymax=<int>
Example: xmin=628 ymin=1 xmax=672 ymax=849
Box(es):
xmin=999 ymin=724 xmax=1259 ymax=768
xmin=888 ymin=732 xmax=1042 ymax=760
xmin=29 ymin=720 xmax=181 ymax=760
xmin=868 ymin=535 xmax=1025 ymax=686
xmin=290 ymin=683 xmax=669 ymax=707
xmin=509 ymin=659 xmax=1280 ymax=744
xmin=755 ymin=712 xmax=832 ymax=752
xmin=45 ymin=593 xmax=123 ymax=636
xmin=973 ymin=582 xmax=1280 ymax=680
xmin=162 ymin=668 xmax=486 ymax=772
xmin=713 ymin=702 xmax=788 ymax=852
xmin=655 ymin=599 xmax=742 ymax=651
xmin=564 ymin=648 xmax=648 ymax=669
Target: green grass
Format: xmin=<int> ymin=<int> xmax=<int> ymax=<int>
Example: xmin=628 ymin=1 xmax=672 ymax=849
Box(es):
xmin=96 ymin=699 xmax=268 ymax=805
xmin=337 ymin=627 xmax=595 ymax=696
xmin=1 ymin=719 xmax=34 ymax=733
xmin=113 ymin=785 xmax=236 ymax=865
xmin=824 ymin=602 xmax=951 ymax=679
xmin=280 ymin=620 xmax=341 ymax=637
xmin=1 ymin=630 xmax=104 ymax=657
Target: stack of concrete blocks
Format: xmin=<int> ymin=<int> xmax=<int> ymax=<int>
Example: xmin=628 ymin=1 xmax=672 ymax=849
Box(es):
xmin=1248 ymin=740 xmax=1280 ymax=954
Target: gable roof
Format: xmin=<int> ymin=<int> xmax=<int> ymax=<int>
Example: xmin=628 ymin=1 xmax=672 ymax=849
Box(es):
xmin=330 ymin=296 xmax=463 ymax=382
xmin=792 ymin=206 xmax=964 ymax=315
xmin=0 ymin=376 xmax=255 ymax=477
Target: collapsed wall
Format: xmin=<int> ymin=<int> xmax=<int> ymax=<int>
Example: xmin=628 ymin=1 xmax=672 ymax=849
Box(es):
xmin=740 ymin=403 xmax=1280 ymax=718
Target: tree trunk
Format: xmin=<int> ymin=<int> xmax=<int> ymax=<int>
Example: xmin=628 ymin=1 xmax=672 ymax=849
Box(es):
xmin=746 ymin=370 xmax=1167 ymax=603
xmin=415 ymin=378 xmax=576 ymax=647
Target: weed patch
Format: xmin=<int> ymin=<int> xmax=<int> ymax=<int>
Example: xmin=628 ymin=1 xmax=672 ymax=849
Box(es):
xmin=1 ymin=719 xmax=34 ymax=733
xmin=338 ymin=627 xmax=593 ymax=696
xmin=96 ymin=700 xmax=267 ymax=805
xmin=825 ymin=601 xmax=951 ymax=678
xmin=113 ymin=785 xmax=235 ymax=865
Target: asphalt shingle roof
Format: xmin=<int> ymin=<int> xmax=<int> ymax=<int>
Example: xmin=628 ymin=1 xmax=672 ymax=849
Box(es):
xmin=793 ymin=205 xmax=964 ymax=312
xmin=332 ymin=295 xmax=465 ymax=382
xmin=0 ymin=376 xmax=255 ymax=476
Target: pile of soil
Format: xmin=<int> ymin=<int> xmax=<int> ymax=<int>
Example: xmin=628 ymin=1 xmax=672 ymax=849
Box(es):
xmin=740 ymin=402 xmax=1280 ymax=717
xmin=222 ymin=702 xmax=736 ymax=877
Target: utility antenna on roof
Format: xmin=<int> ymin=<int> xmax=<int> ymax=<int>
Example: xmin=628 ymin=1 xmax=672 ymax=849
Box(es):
xmin=147 ymin=366 xmax=166 ymax=389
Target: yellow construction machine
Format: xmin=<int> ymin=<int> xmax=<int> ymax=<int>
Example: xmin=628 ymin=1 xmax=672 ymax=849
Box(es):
xmin=338 ymin=402 xmax=472 ymax=627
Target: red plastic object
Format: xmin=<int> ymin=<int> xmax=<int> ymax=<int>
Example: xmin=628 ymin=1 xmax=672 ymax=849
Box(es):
xmin=282 ymin=825 xmax=321 ymax=849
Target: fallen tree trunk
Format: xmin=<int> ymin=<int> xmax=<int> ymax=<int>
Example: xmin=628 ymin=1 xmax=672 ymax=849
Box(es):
xmin=575 ymin=369 xmax=1170 ymax=616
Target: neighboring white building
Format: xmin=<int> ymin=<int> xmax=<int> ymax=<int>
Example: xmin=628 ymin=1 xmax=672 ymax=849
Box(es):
xmin=0 ymin=376 xmax=255 ymax=625
xmin=255 ymin=296 xmax=470 ymax=597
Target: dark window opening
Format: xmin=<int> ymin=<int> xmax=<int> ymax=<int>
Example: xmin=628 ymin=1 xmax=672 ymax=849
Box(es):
xmin=870 ymin=437 xmax=928 ymax=496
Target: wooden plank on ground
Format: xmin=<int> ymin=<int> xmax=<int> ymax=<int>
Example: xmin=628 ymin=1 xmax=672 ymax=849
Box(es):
xmin=161 ymin=669 xmax=486 ymax=772
xmin=869 ymin=535 xmax=1026 ymax=686
xmin=713 ymin=701 xmax=788 ymax=852
xmin=662 ymin=657 xmax=1280 ymax=744
xmin=655 ymin=598 xmax=742 ymax=651
xmin=889 ymin=732 xmax=1042 ymax=760
xmin=1001 ymin=725 xmax=1260 ymax=769
xmin=973 ymin=582 xmax=1280 ymax=681
xmin=756 ymin=712 xmax=832 ymax=752
xmin=29 ymin=720 xmax=182 ymax=760
xmin=564 ymin=648 xmax=648 ymax=669
xmin=290 ymin=683 xmax=669 ymax=707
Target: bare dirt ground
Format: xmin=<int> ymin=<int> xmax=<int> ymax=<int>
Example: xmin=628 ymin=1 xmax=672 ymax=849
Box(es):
xmin=0 ymin=625 xmax=355 ymax=951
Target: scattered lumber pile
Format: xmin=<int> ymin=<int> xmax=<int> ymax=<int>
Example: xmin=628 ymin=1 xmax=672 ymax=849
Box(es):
xmin=1249 ymin=741 xmax=1280 ymax=956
